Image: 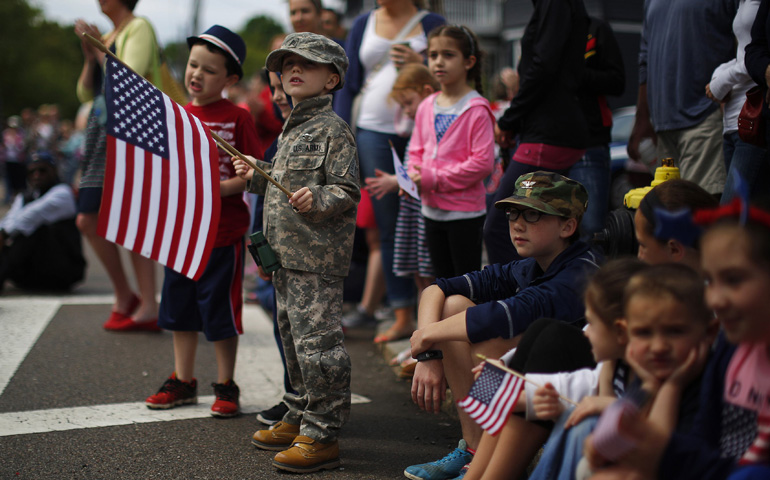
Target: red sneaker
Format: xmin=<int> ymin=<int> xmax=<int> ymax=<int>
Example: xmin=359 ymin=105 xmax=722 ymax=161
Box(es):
xmin=211 ymin=380 xmax=240 ymax=418
xmin=145 ymin=373 xmax=197 ymax=409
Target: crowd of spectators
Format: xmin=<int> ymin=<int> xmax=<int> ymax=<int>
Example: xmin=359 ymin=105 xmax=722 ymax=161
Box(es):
xmin=3 ymin=0 xmax=770 ymax=478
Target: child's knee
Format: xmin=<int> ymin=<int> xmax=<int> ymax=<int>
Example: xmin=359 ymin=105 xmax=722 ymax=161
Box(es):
xmin=443 ymin=294 xmax=475 ymax=317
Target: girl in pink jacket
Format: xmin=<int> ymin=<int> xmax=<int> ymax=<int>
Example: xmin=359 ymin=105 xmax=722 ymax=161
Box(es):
xmin=407 ymin=25 xmax=495 ymax=278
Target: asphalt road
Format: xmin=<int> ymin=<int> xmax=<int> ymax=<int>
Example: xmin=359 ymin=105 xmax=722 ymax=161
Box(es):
xmin=0 ymin=241 xmax=462 ymax=479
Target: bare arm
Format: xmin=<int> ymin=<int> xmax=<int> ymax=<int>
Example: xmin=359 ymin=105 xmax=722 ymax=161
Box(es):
xmin=627 ymin=84 xmax=656 ymax=162
xmin=231 ymin=156 xmax=256 ymax=181
xmin=638 ymin=340 xmax=710 ymax=435
xmin=219 ymin=176 xmax=247 ymax=197
xmin=74 ymin=20 xmax=102 ymax=102
xmin=564 ymin=361 xmax=618 ymax=427
xmin=410 ymin=284 xmax=457 ymax=414
xmin=410 ymin=310 xmax=470 ymax=356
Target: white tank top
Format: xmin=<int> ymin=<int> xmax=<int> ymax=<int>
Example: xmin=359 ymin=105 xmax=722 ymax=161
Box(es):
xmin=356 ymin=10 xmax=428 ymax=133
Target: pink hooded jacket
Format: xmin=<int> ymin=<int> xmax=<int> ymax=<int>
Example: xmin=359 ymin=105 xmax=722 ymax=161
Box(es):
xmin=407 ymin=92 xmax=496 ymax=213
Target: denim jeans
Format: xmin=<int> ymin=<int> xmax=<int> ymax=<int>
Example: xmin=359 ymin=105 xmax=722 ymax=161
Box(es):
xmin=728 ymin=466 xmax=770 ymax=479
xmin=355 ymin=128 xmax=415 ymax=308
xmin=569 ymin=146 xmax=611 ymax=239
xmin=528 ymin=410 xmax=599 ymax=480
xmin=722 ymin=131 xmax=770 ymax=203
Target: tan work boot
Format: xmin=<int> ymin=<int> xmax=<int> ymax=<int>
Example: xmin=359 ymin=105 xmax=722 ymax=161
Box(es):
xmin=252 ymin=421 xmax=300 ymax=451
xmin=272 ymin=435 xmax=340 ymax=473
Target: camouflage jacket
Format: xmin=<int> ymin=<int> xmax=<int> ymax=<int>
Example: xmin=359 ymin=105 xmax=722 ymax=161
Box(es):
xmin=247 ymin=95 xmax=360 ymax=277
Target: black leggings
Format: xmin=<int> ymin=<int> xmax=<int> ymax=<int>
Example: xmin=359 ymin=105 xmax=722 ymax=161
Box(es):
xmin=508 ymin=317 xmax=595 ymax=375
xmin=424 ymin=215 xmax=485 ymax=279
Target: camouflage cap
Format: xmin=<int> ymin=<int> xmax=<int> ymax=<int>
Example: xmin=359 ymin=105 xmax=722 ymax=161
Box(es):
xmin=265 ymin=32 xmax=348 ymax=92
xmin=494 ymin=171 xmax=588 ymax=218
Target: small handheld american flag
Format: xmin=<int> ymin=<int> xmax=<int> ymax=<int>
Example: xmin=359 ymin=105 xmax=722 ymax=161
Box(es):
xmin=591 ymin=387 xmax=649 ymax=461
xmin=457 ymin=362 xmax=524 ymax=436
xmin=98 ymin=58 xmax=220 ymax=281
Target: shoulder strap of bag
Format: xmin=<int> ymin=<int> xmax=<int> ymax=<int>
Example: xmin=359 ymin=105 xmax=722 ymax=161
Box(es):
xmin=368 ymin=9 xmax=429 ymax=76
xmin=396 ymin=10 xmax=429 ymax=42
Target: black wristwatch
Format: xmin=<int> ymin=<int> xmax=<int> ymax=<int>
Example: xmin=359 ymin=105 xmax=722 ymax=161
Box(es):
xmin=415 ymin=350 xmax=443 ymax=362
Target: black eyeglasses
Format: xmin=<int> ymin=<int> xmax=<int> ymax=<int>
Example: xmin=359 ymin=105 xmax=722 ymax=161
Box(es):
xmin=506 ymin=208 xmax=545 ymax=223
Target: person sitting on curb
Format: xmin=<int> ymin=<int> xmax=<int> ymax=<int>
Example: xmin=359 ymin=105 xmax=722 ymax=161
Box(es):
xmin=0 ymin=150 xmax=85 ymax=292
xmin=405 ymin=171 xmax=601 ymax=480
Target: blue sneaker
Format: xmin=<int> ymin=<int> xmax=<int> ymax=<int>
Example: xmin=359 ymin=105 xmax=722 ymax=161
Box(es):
xmin=449 ymin=463 xmax=469 ymax=479
xmin=404 ymin=440 xmax=473 ymax=480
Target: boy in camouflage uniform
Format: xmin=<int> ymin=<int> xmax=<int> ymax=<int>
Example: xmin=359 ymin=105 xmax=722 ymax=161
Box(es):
xmin=232 ymin=32 xmax=359 ymax=473
xmin=405 ymin=171 xmax=602 ymax=480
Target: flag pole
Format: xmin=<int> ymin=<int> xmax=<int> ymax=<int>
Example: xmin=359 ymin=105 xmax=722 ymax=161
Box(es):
xmin=209 ymin=131 xmax=293 ymax=197
xmin=476 ymin=353 xmax=578 ymax=406
xmin=81 ymin=33 xmax=293 ymax=198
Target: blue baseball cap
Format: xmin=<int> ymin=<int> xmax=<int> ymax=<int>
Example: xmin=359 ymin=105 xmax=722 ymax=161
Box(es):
xmin=187 ymin=25 xmax=246 ymax=79
xmin=29 ymin=150 xmax=56 ymax=167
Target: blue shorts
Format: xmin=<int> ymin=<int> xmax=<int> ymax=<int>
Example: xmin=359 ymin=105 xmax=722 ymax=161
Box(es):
xmin=158 ymin=241 xmax=244 ymax=341
xmin=78 ymin=187 xmax=103 ymax=214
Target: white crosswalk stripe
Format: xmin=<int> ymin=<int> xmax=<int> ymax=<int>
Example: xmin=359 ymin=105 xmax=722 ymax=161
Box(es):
xmin=0 ymin=298 xmax=368 ymax=437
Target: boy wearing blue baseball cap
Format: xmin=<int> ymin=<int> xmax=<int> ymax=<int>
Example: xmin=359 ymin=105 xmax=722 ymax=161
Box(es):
xmin=145 ymin=25 xmax=261 ymax=419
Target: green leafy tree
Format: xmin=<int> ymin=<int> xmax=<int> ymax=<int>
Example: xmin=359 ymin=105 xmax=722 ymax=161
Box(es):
xmin=162 ymin=15 xmax=284 ymax=89
xmin=0 ymin=0 xmax=82 ymax=120
xmin=239 ymin=15 xmax=285 ymax=81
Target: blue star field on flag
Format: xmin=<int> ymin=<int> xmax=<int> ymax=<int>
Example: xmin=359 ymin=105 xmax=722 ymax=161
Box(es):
xmin=106 ymin=60 xmax=169 ymax=158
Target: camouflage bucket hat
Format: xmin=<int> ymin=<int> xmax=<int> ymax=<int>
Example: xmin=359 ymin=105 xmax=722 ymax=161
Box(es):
xmin=494 ymin=171 xmax=588 ymax=218
xmin=265 ymin=32 xmax=349 ymax=92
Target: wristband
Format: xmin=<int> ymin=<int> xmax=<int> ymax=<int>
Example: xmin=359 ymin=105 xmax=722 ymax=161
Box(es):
xmin=415 ymin=350 xmax=443 ymax=362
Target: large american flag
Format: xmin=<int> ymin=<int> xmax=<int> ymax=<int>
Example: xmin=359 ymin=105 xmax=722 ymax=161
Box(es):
xmin=98 ymin=58 xmax=220 ymax=281
xmin=457 ymin=362 xmax=524 ymax=436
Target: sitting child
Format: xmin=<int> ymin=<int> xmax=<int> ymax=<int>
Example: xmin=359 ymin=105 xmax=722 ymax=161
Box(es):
xmin=554 ymin=262 xmax=715 ymax=479
xmin=406 ymin=172 xmax=601 ymax=480
xmin=633 ymin=178 xmax=718 ymax=270
xmin=465 ymin=262 xmax=716 ymax=480
xmin=583 ymin=198 xmax=770 ymax=479
xmin=462 ymin=257 xmax=647 ymax=480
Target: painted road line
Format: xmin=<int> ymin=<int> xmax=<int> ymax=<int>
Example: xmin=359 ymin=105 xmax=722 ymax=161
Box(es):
xmin=0 ymin=301 xmax=369 ymax=437
xmin=0 ymin=299 xmax=61 ymax=396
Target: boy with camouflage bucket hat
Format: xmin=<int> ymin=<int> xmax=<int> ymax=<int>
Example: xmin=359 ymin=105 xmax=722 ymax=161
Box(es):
xmin=264 ymin=32 xmax=348 ymax=92
xmin=406 ymin=171 xmax=600 ymax=479
xmin=232 ymin=32 xmax=359 ymax=474
xmin=494 ymin=170 xmax=589 ymax=220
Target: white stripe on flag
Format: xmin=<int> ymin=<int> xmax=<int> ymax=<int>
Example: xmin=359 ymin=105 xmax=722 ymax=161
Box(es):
xmin=140 ymin=154 xmax=163 ymax=258
xmin=465 ymin=401 xmax=482 ymax=417
xmin=173 ymin=106 xmax=196 ymax=274
xmin=488 ymin=375 xmax=516 ymax=426
xmin=105 ymin=141 xmax=127 ymax=242
xmin=158 ymin=98 xmax=180 ymax=266
xmin=485 ymin=377 xmax=522 ymax=434
xmin=187 ymin=117 xmax=213 ymax=277
xmin=123 ymin=146 xmax=145 ymax=250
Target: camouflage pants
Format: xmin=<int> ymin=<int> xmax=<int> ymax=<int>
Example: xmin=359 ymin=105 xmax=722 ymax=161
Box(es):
xmin=273 ymin=268 xmax=351 ymax=443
